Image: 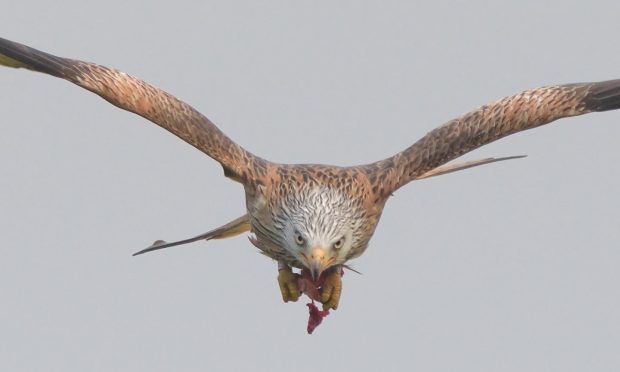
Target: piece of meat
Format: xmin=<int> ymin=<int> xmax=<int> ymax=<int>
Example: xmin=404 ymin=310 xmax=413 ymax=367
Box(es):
xmin=306 ymin=303 xmax=329 ymax=334
xmin=297 ymin=267 xmax=343 ymax=334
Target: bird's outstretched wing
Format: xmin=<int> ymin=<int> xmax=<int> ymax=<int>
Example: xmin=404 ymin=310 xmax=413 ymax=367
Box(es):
xmin=0 ymin=37 xmax=263 ymax=182
xmin=367 ymin=80 xmax=620 ymax=195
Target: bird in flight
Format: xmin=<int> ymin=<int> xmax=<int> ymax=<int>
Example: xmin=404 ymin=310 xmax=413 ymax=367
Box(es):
xmin=2 ymin=37 xmax=619 ymax=313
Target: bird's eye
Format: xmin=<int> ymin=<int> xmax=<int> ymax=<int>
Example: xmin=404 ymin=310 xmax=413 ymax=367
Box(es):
xmin=333 ymin=237 xmax=345 ymax=250
xmin=294 ymin=232 xmax=305 ymax=246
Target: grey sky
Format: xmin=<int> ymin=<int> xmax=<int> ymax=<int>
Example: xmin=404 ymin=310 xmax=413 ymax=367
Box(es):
xmin=1 ymin=1 xmax=619 ymax=371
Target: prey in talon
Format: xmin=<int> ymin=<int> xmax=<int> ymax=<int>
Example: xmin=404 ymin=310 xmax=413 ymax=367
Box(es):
xmin=4 ymin=37 xmax=620 ymax=333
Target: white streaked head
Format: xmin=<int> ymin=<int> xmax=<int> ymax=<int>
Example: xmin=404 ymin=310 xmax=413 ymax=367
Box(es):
xmin=273 ymin=185 xmax=365 ymax=278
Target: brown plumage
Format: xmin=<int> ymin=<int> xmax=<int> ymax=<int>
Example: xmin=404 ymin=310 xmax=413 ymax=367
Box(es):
xmin=2 ymin=37 xmax=619 ymax=311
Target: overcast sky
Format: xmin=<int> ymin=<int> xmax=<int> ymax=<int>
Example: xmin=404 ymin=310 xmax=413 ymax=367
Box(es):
xmin=1 ymin=1 xmax=620 ymax=371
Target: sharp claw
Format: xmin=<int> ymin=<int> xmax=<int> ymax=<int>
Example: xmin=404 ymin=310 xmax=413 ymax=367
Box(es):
xmin=277 ymin=268 xmax=300 ymax=303
xmin=285 ymin=281 xmax=300 ymax=302
xmin=322 ymin=294 xmax=339 ymax=311
xmin=320 ymin=270 xmax=342 ymax=310
xmin=321 ymin=285 xmax=332 ymax=304
xmin=278 ymin=284 xmax=289 ymax=302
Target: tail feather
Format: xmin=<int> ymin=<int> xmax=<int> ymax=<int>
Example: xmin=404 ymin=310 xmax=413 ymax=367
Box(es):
xmin=415 ymin=155 xmax=526 ymax=180
xmin=132 ymin=214 xmax=251 ymax=256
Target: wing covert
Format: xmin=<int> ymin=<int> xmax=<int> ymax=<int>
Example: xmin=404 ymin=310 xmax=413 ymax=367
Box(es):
xmin=366 ymin=79 xmax=620 ymax=195
xmin=0 ymin=37 xmax=263 ymax=183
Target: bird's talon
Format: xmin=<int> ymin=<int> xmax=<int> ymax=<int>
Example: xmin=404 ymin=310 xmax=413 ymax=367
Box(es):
xmin=277 ymin=268 xmax=301 ymax=303
xmin=320 ymin=269 xmax=342 ymax=310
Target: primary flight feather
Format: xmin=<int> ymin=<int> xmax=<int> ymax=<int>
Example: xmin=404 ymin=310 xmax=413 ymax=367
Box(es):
xmin=2 ymin=37 xmax=619 ymax=319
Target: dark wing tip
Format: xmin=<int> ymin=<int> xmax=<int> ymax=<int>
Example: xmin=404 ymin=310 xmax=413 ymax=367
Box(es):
xmin=583 ymin=79 xmax=620 ymax=112
xmin=0 ymin=37 xmax=73 ymax=77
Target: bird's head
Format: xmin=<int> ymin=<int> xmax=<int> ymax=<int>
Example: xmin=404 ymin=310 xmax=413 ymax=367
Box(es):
xmin=274 ymin=185 xmax=371 ymax=279
xmin=288 ymin=225 xmax=353 ymax=280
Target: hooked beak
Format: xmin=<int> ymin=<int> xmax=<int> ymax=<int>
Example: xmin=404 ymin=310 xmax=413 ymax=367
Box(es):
xmin=301 ymin=247 xmax=336 ymax=281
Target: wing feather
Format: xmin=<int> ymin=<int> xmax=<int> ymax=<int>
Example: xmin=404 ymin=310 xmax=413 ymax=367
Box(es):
xmin=0 ymin=37 xmax=264 ymax=182
xmin=367 ymin=80 xmax=620 ymax=194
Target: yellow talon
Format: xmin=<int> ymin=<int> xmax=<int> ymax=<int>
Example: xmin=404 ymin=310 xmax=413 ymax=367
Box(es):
xmin=320 ymin=270 xmax=342 ymax=310
xmin=277 ymin=268 xmax=301 ymax=303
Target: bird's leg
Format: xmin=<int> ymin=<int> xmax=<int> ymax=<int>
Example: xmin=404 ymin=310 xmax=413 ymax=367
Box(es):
xmin=320 ymin=266 xmax=343 ymax=310
xmin=277 ymin=262 xmax=301 ymax=303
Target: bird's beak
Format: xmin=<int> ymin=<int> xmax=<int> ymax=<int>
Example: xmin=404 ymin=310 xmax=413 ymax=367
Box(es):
xmin=302 ymin=247 xmax=335 ymax=281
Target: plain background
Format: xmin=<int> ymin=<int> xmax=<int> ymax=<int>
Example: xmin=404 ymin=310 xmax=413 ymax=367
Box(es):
xmin=1 ymin=1 xmax=619 ymax=371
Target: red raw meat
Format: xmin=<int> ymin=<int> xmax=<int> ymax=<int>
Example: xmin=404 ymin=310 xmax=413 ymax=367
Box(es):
xmin=306 ymin=302 xmax=329 ymax=334
xmin=297 ymin=267 xmax=343 ymax=334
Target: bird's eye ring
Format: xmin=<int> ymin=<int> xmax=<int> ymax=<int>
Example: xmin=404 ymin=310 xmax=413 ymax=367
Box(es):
xmin=294 ymin=232 xmax=305 ymax=246
xmin=333 ymin=237 xmax=345 ymax=250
